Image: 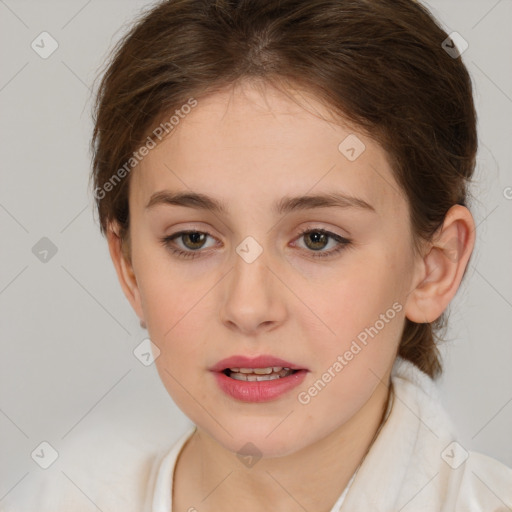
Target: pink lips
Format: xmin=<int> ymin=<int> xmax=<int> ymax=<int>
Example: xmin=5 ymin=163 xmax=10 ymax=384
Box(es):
xmin=209 ymin=354 xmax=306 ymax=373
xmin=209 ymin=354 xmax=308 ymax=403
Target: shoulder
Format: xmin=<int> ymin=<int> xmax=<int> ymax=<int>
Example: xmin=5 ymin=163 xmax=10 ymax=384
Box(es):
xmin=391 ymin=357 xmax=512 ymax=510
xmin=0 ymin=417 xmax=182 ymax=512
xmin=449 ymin=450 xmax=512 ymax=511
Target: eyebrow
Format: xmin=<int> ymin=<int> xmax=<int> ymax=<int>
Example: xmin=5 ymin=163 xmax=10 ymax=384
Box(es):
xmin=145 ymin=190 xmax=376 ymax=215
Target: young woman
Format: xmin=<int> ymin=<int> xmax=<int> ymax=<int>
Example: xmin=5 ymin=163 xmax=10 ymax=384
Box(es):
xmin=14 ymin=0 xmax=512 ymax=510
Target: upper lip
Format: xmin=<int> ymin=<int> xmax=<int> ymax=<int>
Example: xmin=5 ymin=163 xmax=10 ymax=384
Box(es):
xmin=210 ymin=355 xmax=307 ymax=372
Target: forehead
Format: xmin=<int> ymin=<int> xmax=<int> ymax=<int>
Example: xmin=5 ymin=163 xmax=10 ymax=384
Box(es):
xmin=132 ymin=81 xmax=405 ymax=218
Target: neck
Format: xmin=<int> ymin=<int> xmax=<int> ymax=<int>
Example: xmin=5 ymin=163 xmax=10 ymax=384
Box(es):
xmin=174 ymin=379 xmax=392 ymax=512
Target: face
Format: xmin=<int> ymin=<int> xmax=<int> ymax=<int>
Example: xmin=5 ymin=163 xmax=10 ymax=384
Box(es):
xmin=120 ymin=80 xmax=420 ymax=457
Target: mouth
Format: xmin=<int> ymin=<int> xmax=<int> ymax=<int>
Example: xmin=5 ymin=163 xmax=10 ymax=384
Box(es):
xmin=213 ymin=365 xmax=308 ymax=402
xmin=210 ymin=355 xmax=308 ymax=402
xmin=221 ymin=367 xmax=299 ymax=381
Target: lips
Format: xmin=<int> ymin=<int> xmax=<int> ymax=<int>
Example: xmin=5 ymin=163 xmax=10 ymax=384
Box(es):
xmin=209 ymin=355 xmax=307 ymax=373
xmin=210 ymin=355 xmax=309 ymax=402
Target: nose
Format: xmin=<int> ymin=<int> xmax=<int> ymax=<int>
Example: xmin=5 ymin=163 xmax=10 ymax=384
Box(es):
xmin=219 ymin=244 xmax=287 ymax=336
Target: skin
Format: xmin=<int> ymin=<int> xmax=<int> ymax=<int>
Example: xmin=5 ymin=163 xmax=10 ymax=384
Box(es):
xmin=107 ymin=79 xmax=475 ymax=511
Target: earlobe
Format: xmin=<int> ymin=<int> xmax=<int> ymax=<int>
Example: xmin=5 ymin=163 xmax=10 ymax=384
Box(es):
xmin=404 ymin=205 xmax=475 ymax=324
xmin=106 ymin=222 xmax=146 ymax=325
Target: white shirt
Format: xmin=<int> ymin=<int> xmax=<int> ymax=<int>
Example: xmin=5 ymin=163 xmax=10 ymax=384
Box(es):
xmin=3 ymin=357 xmax=512 ymax=511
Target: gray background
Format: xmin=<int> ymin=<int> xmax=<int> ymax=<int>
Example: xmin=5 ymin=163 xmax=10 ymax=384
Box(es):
xmin=1 ymin=0 xmax=511 ymax=503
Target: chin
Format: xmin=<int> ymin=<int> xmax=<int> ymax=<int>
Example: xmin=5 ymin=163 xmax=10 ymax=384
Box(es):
xmin=204 ymin=418 xmax=311 ymax=459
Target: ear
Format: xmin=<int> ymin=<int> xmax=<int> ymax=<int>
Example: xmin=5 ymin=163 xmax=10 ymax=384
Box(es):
xmin=106 ymin=222 xmax=146 ymax=326
xmin=404 ymin=205 xmax=476 ymax=323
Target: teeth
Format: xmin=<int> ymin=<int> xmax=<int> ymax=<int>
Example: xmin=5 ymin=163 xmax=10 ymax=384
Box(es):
xmin=254 ymin=368 xmax=272 ymax=374
xmin=229 ymin=366 xmax=289 ymax=373
xmin=228 ymin=368 xmax=294 ymax=381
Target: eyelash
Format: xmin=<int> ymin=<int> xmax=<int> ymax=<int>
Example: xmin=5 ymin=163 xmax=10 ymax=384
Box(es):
xmin=159 ymin=228 xmax=352 ymax=261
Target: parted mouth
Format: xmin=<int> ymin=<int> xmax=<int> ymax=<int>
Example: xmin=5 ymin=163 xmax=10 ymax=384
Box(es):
xmin=210 ymin=354 xmax=307 ymax=374
xmin=221 ymin=367 xmax=299 ymax=381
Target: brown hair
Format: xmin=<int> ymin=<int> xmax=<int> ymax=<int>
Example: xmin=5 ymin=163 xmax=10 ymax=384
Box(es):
xmin=90 ymin=0 xmax=477 ymax=379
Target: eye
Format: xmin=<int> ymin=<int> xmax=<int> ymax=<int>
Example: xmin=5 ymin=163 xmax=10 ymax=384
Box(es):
xmin=293 ymin=228 xmax=352 ymax=259
xmin=160 ymin=227 xmax=352 ymax=260
xmin=160 ymin=230 xmax=217 ymax=260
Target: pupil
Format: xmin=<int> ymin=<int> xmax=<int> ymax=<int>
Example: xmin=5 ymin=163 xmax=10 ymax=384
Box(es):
xmin=185 ymin=232 xmax=205 ymax=249
xmin=307 ymin=231 xmax=326 ymax=250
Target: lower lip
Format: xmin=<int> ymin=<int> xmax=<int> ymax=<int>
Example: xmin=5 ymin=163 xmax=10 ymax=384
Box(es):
xmin=212 ymin=370 xmax=308 ymax=403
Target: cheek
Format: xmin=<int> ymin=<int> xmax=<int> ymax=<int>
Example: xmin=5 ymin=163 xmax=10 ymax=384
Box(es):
xmin=140 ymin=274 xmax=207 ymax=348
xmin=142 ymin=275 xmax=212 ymax=415
xmin=135 ymin=242 xmax=201 ymax=327
xmin=292 ymin=268 xmax=402 ymax=432
xmin=289 ymin=255 xmax=406 ymax=416
xmin=134 ymin=257 xmax=203 ymax=373
xmin=295 ymin=258 xmax=404 ymax=352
